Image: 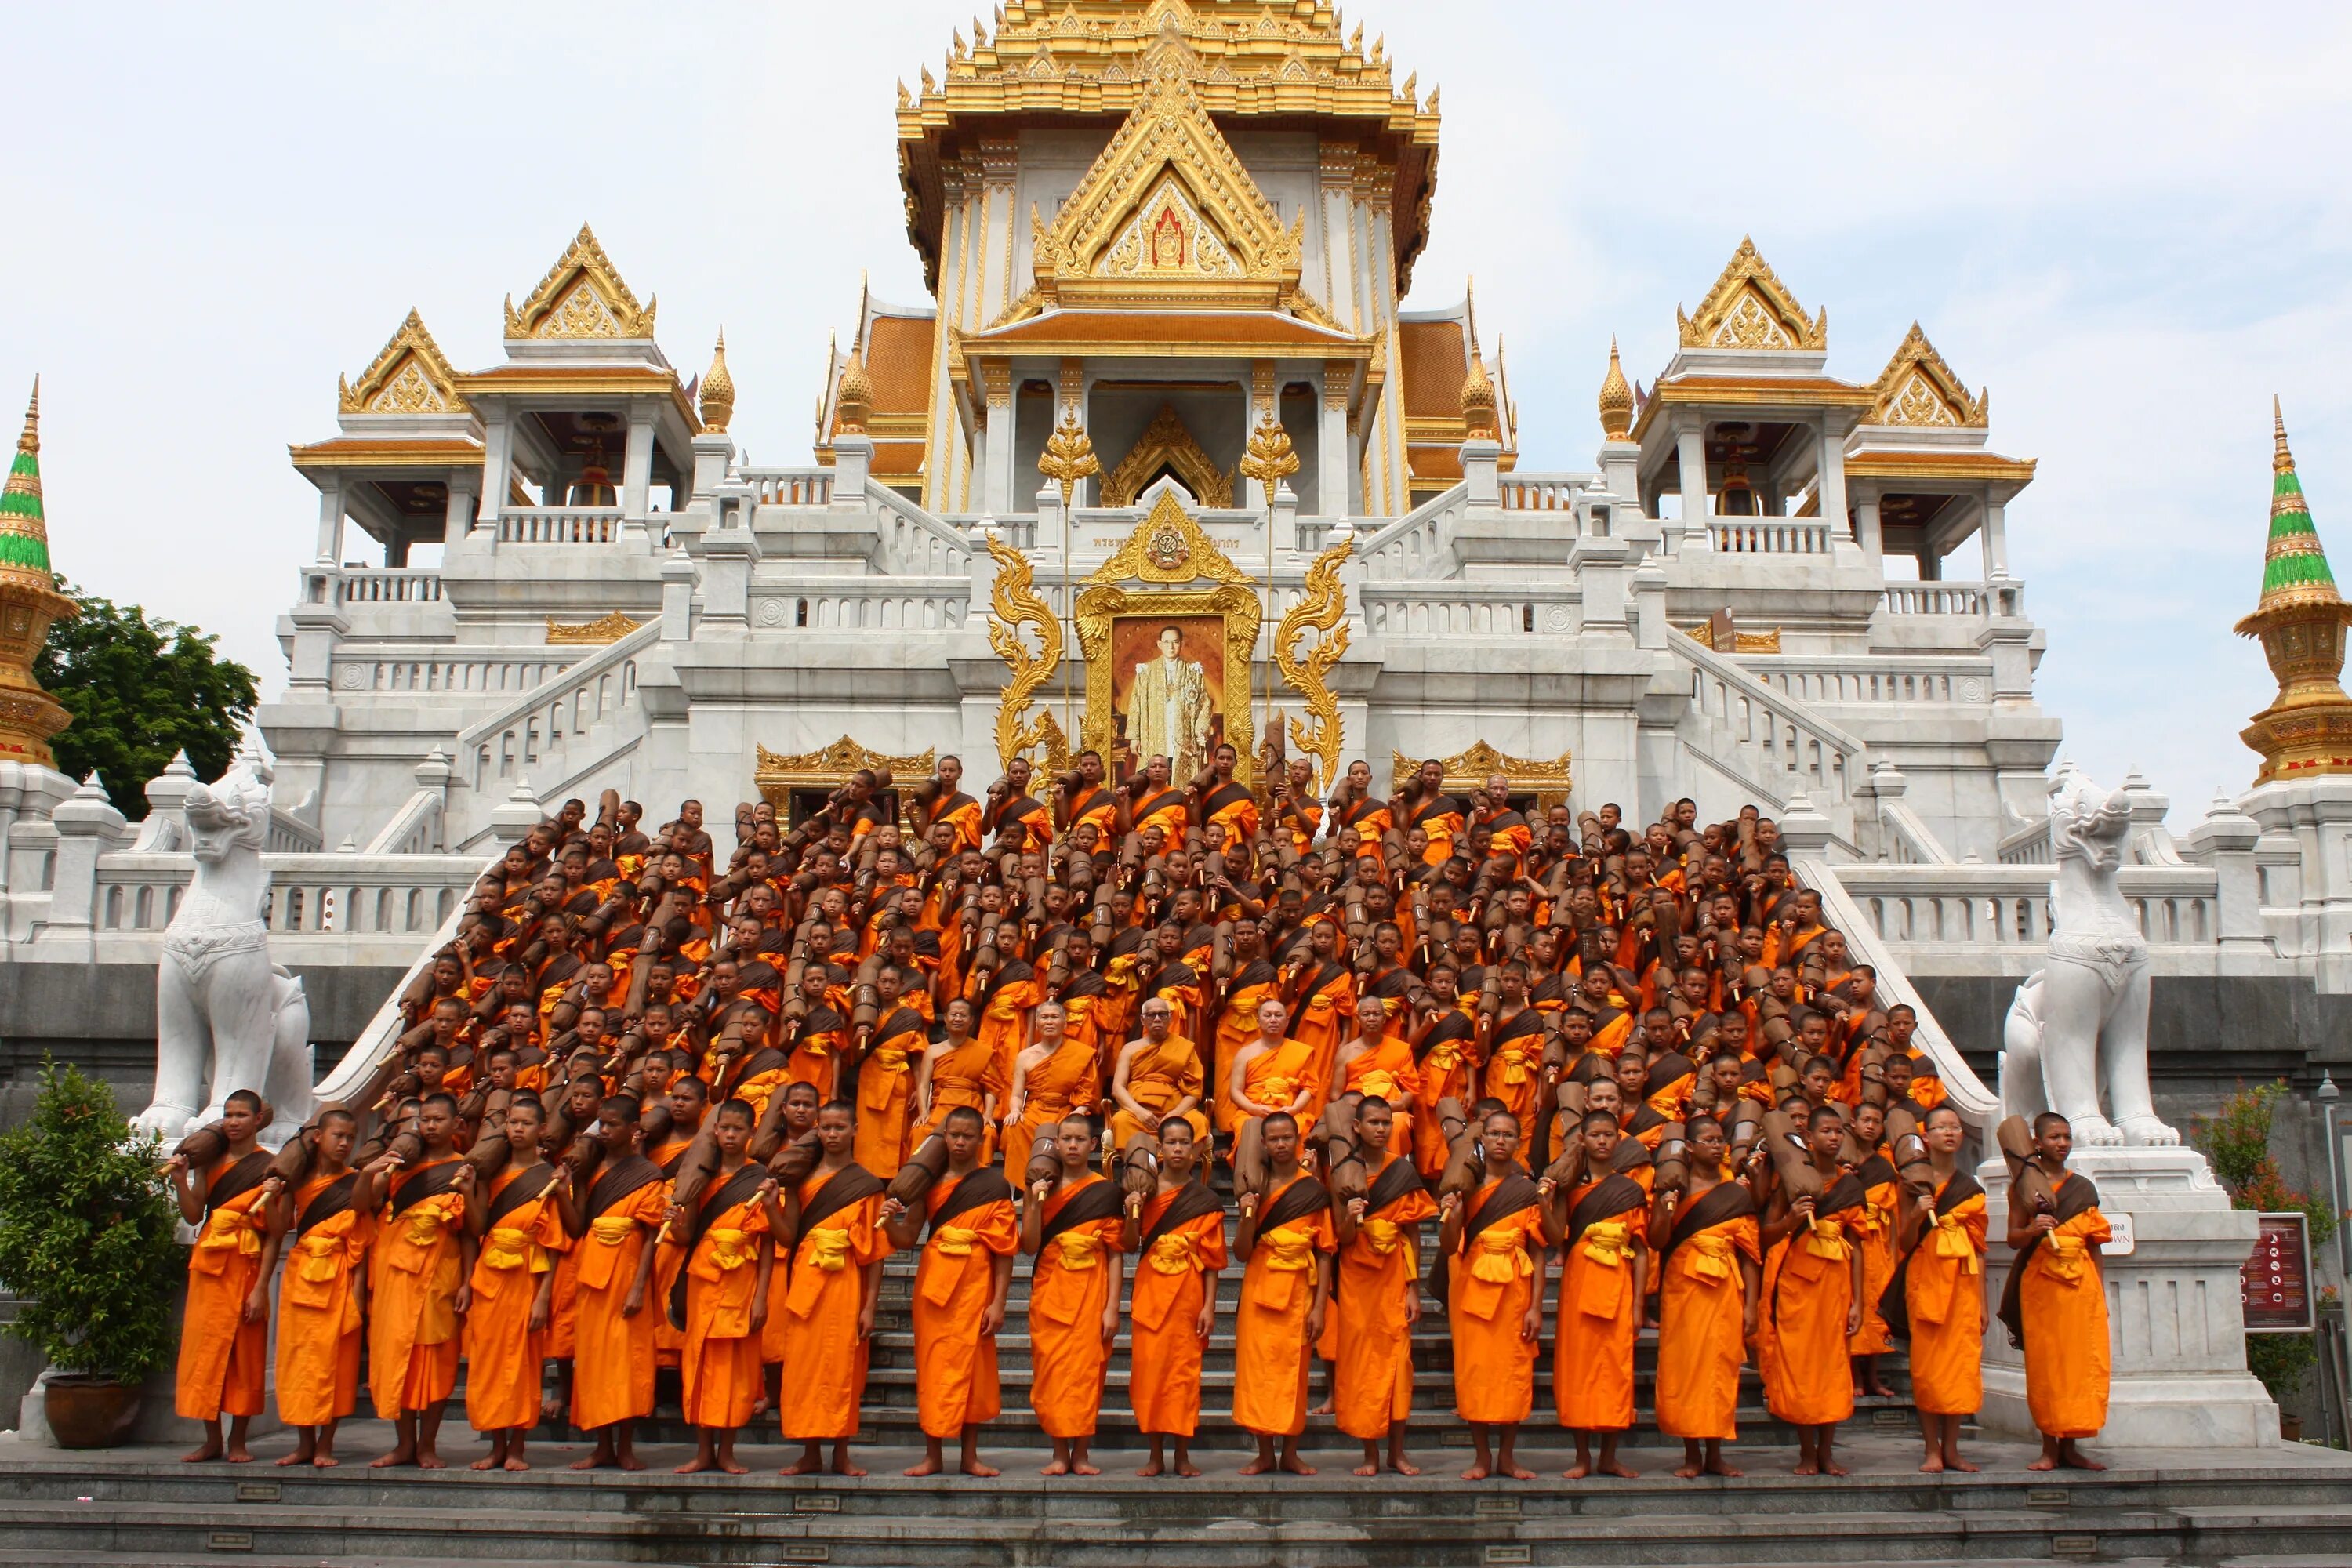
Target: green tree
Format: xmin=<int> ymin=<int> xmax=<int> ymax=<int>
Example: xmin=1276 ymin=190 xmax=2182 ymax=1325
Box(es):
xmin=36 ymin=581 xmax=259 ymax=819
xmin=2190 ymin=1080 xmax=2343 ymax=1400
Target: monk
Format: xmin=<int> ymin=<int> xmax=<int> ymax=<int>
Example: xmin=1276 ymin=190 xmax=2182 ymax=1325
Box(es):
xmin=1229 ymin=998 xmax=1318 ymax=1150
xmin=1330 ymin=996 xmax=1419 ymax=1156
xmin=1895 ymin=1105 xmax=1984 ymax=1474
xmin=1285 ymin=919 xmax=1357 ymax=1098
xmin=854 ymin=966 xmax=927 ymax=1177
xmin=1106 ymin=998 xmax=1210 ymax=1149
xmin=1759 ymin=1104 xmax=1866 ymax=1476
xmin=360 ymin=1092 xmax=472 ymax=1469
xmin=1440 ymin=1110 xmax=1545 ymax=1482
xmin=1552 ymin=1111 xmax=1649 ymax=1479
xmin=268 ymin=1107 xmax=368 ymax=1468
xmin=463 ymin=1096 xmax=566 ymax=1472
xmin=1122 ymin=1115 xmax=1226 ymax=1478
xmin=1233 ymin=1112 xmax=1334 ymax=1476
xmin=2004 ymin=1111 xmax=2111 ymax=1472
xmin=1001 ymin=1000 xmax=1096 ymax=1181
xmin=666 ymin=1098 xmax=782 ymax=1476
xmin=1331 ymin=1094 xmax=1435 ymax=1476
xmin=778 ymin=1100 xmax=889 ymax=1477
xmin=1650 ymin=1115 xmax=1760 ymax=1480
xmin=911 ymin=997 xmax=1003 ymax=1160
xmin=1845 ymin=1100 xmax=1900 ymax=1398
xmin=557 ymin=1092 xmax=667 ymax=1472
xmin=880 ymin=1105 xmax=1015 ymax=1479
xmin=1023 ymin=1114 xmax=1128 ymax=1477
xmin=168 ymin=1089 xmax=277 ymax=1463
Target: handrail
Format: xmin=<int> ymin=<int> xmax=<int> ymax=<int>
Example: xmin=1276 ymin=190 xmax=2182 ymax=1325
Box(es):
xmin=1877 ymin=798 xmax=1955 ymax=865
xmin=1668 ymin=628 xmax=1870 ymax=757
xmin=363 ymin=788 xmax=443 ymax=856
xmin=865 ymin=481 xmax=972 ymax=572
xmin=1351 ymin=480 xmax=1468 ymax=564
xmin=452 ymin=620 xmax=659 ymax=757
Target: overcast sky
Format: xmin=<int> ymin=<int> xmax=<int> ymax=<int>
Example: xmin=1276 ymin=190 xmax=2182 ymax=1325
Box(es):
xmin=2 ymin=2 xmax=2347 ymax=820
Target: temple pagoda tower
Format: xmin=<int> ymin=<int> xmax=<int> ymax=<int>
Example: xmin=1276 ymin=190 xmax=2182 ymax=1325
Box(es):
xmin=2237 ymin=399 xmax=2352 ymax=782
xmin=0 ymin=382 xmax=75 ymax=768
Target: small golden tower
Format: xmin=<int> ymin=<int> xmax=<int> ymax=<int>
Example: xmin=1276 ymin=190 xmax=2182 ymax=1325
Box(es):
xmin=1597 ymin=336 xmax=1634 ymax=441
xmin=699 ymin=332 xmax=735 ymax=434
xmin=1460 ymin=348 xmax=1498 ymax=441
xmin=0 ymin=381 xmax=76 ymax=767
xmin=2236 ymin=398 xmax=2352 ymax=782
xmin=834 ymin=351 xmax=873 ymax=435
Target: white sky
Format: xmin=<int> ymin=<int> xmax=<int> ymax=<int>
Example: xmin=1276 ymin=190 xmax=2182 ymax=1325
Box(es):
xmin=2 ymin=2 xmax=2348 ymax=820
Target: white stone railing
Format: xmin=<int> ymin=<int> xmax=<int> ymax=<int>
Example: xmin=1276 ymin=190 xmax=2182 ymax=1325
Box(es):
xmin=456 ymin=621 xmax=657 ymax=791
xmin=760 ymin=577 xmax=971 ymax=633
xmin=1998 ymin=818 xmax=2053 ymax=865
xmin=89 ymin=851 xmax=480 ymax=939
xmin=336 ymin=568 xmax=444 ymax=605
xmin=1355 ymin=481 xmax=1468 ymax=581
xmin=364 ymin=787 xmax=444 ymax=856
xmin=1672 ymin=629 xmax=1869 ymax=811
xmin=1358 ymin=583 xmax=1577 ymax=637
xmin=1709 ymin=518 xmax=1831 ymax=554
xmin=267 ymin=808 xmax=321 ymax=853
xmin=1882 ymin=582 xmax=1989 ymax=617
xmin=1498 ymin=474 xmax=1584 ymax=512
xmin=1830 ymin=862 xmax=2223 ymax=967
xmin=497 ymin=506 xmax=622 ymax=544
xmin=866 ymin=482 xmax=971 ymax=575
xmin=1746 ymin=659 xmax=1997 ymax=708
xmin=331 ymin=654 xmax=574 ymax=697
xmin=740 ymin=467 xmax=834 ymax=507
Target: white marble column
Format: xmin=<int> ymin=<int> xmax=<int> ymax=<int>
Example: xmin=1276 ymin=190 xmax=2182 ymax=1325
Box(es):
xmin=621 ymin=409 xmax=656 ymax=523
xmin=313 ymin=481 xmax=346 ymax=562
xmin=981 ymin=374 xmax=1014 ymax=515
xmin=1817 ymin=421 xmax=1851 ymax=536
xmin=1675 ymin=423 xmax=1709 ymax=528
xmin=441 ymin=473 xmax=478 ymax=548
xmin=1319 ymin=370 xmax=1350 ymax=518
xmin=477 ymin=417 xmax=512 ymax=532
xmin=1980 ymin=495 xmax=2010 ymax=578
xmin=1855 ymin=491 xmax=1883 ymax=559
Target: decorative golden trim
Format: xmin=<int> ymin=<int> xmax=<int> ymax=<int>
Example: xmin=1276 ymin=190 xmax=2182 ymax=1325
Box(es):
xmin=699 ymin=332 xmax=735 ymax=434
xmin=1682 ymin=620 xmax=1783 ymax=654
xmin=504 ymin=223 xmax=656 ymax=340
xmin=1237 ymin=408 xmax=1301 ymax=494
xmin=1391 ymin=742 xmax=1573 ymax=808
xmin=1865 ymin=322 xmax=1987 ymax=428
xmin=1275 ymin=536 xmax=1353 ymax=794
xmin=1099 ymin=403 xmax=1233 ymax=509
xmin=1088 ymin=489 xmax=1252 ymax=586
xmin=339 ymin=310 xmax=469 ymax=416
xmin=1076 ymin=581 xmax=1260 ymax=786
xmin=754 ymin=736 xmax=938 ymax=815
xmin=1677 ymin=236 xmax=1826 ymax=351
xmin=985 ymin=532 xmax=1063 ymax=770
xmin=1036 ymin=405 xmax=1100 ymax=507
xmin=545 ymin=610 xmax=644 ymax=645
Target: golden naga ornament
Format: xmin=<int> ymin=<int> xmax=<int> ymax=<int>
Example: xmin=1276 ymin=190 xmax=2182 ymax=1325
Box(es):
xmin=1275 ymin=535 xmax=1353 ymax=794
xmin=985 ymin=532 xmax=1064 ymax=770
xmin=1036 ymin=405 xmax=1099 ymax=507
xmin=1237 ymin=409 xmax=1301 ymax=494
xmin=545 ymin=610 xmax=645 ymax=645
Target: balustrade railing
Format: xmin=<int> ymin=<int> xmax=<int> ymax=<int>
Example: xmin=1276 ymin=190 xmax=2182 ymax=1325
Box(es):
xmin=1749 ymin=660 xmax=1997 ymax=707
xmin=1829 ymin=862 xmax=2220 ymax=954
xmin=741 ymin=468 xmax=835 ymax=507
xmin=92 ymin=852 xmax=480 ymax=937
xmin=456 ymin=622 xmax=657 ymax=789
xmin=758 ymin=579 xmax=971 ymax=633
xmin=334 ymin=655 xmax=572 ymax=696
xmin=497 ymin=506 xmax=620 ymax=544
xmin=336 ymin=568 xmax=444 ymax=604
xmin=1673 ymin=630 xmax=1867 ymax=808
xmin=1359 ymin=586 xmax=1575 ymax=637
xmin=1881 ymin=583 xmax=1988 ymax=617
xmin=1498 ymin=475 xmax=1584 ymax=512
xmin=1355 ymin=482 xmax=1468 ymax=581
xmin=1709 ymin=518 xmax=1831 ymax=554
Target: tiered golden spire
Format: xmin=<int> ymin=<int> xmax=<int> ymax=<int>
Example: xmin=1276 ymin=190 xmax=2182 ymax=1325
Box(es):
xmin=1459 ymin=350 xmax=1498 ymax=441
xmin=699 ymin=332 xmax=735 ymax=434
xmin=1597 ymin=337 xmax=1634 ymax=440
xmin=0 ymin=381 xmax=76 ymax=768
xmin=833 ymin=352 xmax=874 ymax=435
xmin=2236 ymin=398 xmax=2352 ymax=782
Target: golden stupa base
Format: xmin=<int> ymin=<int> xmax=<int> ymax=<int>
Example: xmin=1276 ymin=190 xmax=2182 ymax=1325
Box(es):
xmin=2243 ymin=697 xmax=2352 ymax=783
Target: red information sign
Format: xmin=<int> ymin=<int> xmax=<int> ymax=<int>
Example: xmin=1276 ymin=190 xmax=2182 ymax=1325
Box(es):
xmin=2241 ymin=1211 xmax=2314 ymax=1334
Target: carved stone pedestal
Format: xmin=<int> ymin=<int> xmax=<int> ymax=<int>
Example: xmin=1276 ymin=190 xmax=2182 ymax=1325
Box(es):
xmin=1978 ymin=1147 xmax=2280 ymax=1448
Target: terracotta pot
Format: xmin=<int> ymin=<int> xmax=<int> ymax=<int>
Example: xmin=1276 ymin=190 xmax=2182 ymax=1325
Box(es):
xmin=43 ymin=1374 xmax=141 ymax=1449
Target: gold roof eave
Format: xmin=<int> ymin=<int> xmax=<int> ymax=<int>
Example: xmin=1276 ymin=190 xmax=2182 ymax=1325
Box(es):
xmin=1842 ymin=450 xmax=2038 ymax=488
xmin=288 ymin=436 xmax=486 ymax=473
xmin=452 ymin=366 xmax=700 ymax=433
xmin=1627 ymin=375 xmax=1875 ymax=445
xmin=958 ymin=307 xmax=1376 ymax=361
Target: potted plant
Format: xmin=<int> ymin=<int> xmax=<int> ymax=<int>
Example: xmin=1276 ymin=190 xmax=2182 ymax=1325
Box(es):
xmin=0 ymin=1059 xmax=179 ymax=1447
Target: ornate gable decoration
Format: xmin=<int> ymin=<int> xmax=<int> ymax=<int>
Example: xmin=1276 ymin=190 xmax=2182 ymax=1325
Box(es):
xmin=1100 ymin=404 xmax=1234 ymax=508
xmin=1677 ymin=236 xmax=1826 ymax=351
xmin=1088 ymin=488 xmax=1251 ymax=586
xmin=1031 ymin=63 xmax=1304 ymax=311
xmin=1867 ymin=322 xmax=1987 ymax=428
xmin=504 ymin=223 xmax=656 ymax=340
xmin=339 ymin=310 xmax=468 ymax=416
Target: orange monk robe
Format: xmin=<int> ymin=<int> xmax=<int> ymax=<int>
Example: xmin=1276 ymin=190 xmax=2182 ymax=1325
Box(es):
xmin=1289 ymin=961 xmax=1356 ymax=1107
xmin=1331 ymin=1160 xmax=1436 ymax=1442
xmin=1482 ymin=1010 xmax=1548 ymax=1128
xmin=175 ymin=1154 xmax=274 ymax=1422
xmin=854 ymin=1007 xmax=927 ymax=1177
xmin=1758 ymin=1179 xmax=1864 ymax=1428
xmin=1238 ymin=1037 xmax=1319 ymax=1134
xmin=1199 ymin=780 xmax=1260 ymax=844
xmin=568 ymin=1162 xmax=667 ymax=1432
xmin=975 ymin=975 xmax=1040 ymax=1084
xmin=1232 ymin=1176 xmax=1335 ymax=1438
xmin=783 ymin=1011 xmax=848 ymax=1102
xmin=675 ymin=1174 xmax=773 ymax=1432
xmin=1129 ymin=1186 xmax=1229 ymax=1438
xmin=910 ymin=1036 xmax=1006 ymax=1159
xmin=1094 ymin=947 xmax=1145 ymax=1055
xmin=1554 ymin=1174 xmax=1649 ymax=1432
xmin=1340 ymin=1035 xmax=1422 ymax=1156
xmin=1654 ymin=1185 xmax=1762 ymax=1442
xmin=1028 ymin=1175 xmax=1130 ymax=1439
xmin=367 ymin=1160 xmax=468 ymax=1419
xmin=774 ymin=1169 xmax=890 ymax=1440
xmin=1904 ymin=1178 xmax=1987 ymax=1417
xmin=1846 ymin=1158 xmax=1901 ymax=1357
xmin=1449 ymin=1174 xmax=1546 ymax=1425
xmin=463 ymin=1168 xmax=568 ymax=1433
xmin=911 ymin=1171 xmax=1019 ymax=1439
xmin=1001 ymin=1035 xmax=1099 ymax=1180
xmin=2016 ymin=1175 xmax=2112 ymax=1439
xmin=1211 ymin=964 xmax=1280 ymax=1134
xmin=273 ymin=1172 xmax=372 ymax=1429
xmin=1132 ymin=787 xmax=1189 ymax=842
xmin=1065 ymin=786 xmax=1117 ymax=844
xmin=647 ymin=1140 xmax=695 ymax=1372
xmin=935 ymin=794 xmax=985 ymax=855
xmin=1106 ymin=1033 xmax=1211 ymax=1149
xmin=1410 ymin=1013 xmax=1479 ymax=1178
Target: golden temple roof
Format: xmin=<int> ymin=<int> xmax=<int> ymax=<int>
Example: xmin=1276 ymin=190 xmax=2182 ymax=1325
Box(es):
xmin=339 ymin=310 xmax=469 ymax=416
xmin=503 ymin=223 xmax=657 ymax=341
xmin=1678 ymin=236 xmax=1827 ymax=351
xmin=1866 ymin=323 xmax=1987 ymax=428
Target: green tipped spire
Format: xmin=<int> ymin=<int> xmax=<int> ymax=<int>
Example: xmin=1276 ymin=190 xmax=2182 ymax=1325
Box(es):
xmin=2256 ymin=394 xmax=2339 ymax=611
xmin=0 ymin=379 xmax=50 ymax=577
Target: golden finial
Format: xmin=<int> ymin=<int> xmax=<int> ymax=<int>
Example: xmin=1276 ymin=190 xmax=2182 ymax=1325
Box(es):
xmin=1598 ymin=336 xmax=1634 ymax=441
xmin=2275 ymin=393 xmax=2295 ymax=475
xmin=699 ymin=332 xmax=735 ymax=435
xmin=17 ymin=376 xmax=37 ymax=456
xmin=834 ymin=351 xmax=874 ymax=435
xmin=1461 ymin=351 xmax=1498 ymax=441
xmin=1239 ymin=409 xmax=1301 ymax=492
xmin=1036 ymin=404 xmax=1099 ymax=508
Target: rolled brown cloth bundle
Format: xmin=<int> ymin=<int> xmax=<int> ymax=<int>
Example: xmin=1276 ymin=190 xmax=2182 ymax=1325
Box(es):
xmin=465 ymin=1132 xmax=512 ymax=1179
xmin=385 ymin=1128 xmax=427 ymax=1170
xmin=1996 ymin=1114 xmax=2056 ymax=1217
xmin=1542 ymin=1133 xmax=1586 ymax=1192
xmin=768 ymin=1129 xmax=823 ymax=1185
xmin=1766 ymin=1059 xmax=1800 ymax=1096
xmin=1890 ymin=1131 xmax=1936 ymax=1197
xmin=1118 ymin=1132 xmax=1158 ymax=1200
xmin=1653 ymin=1124 xmax=1692 ymax=1194
xmin=1761 ymin=1109 xmax=1823 ymax=1201
xmin=171 ymin=1118 xmax=232 ymax=1167
xmin=1022 ymin=1146 xmax=1061 ymax=1193
xmin=666 ymin=1131 xmax=723 ymax=1211
xmin=1230 ymin=1116 xmax=1269 ymax=1199
xmin=267 ymin=1113 xmax=330 ymax=1185
xmin=886 ymin=1133 xmax=952 ymax=1207
xmin=1436 ymin=1097 xmax=1484 ymax=1201
xmin=1727 ymin=1103 xmax=1765 ymax=1167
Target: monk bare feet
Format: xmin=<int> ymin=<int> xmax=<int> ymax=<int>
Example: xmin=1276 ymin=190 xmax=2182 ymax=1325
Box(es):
xmin=904 ymin=1457 xmax=944 ymax=1478
xmin=1040 ymin=1459 xmax=1069 ymax=1477
xmin=1460 ymin=1462 xmax=1491 ymax=1481
xmin=416 ymin=1451 xmax=446 ymax=1470
xmin=1388 ymin=1457 xmax=1419 ymax=1477
xmin=617 ymin=1454 xmax=648 ymax=1473
xmin=1819 ymin=1459 xmax=1849 ymax=1478
xmin=676 ymin=1457 xmax=715 ymax=1475
xmin=1237 ymin=1454 xmax=1273 ymax=1476
xmin=1138 ymin=1458 xmax=1166 ymax=1478
xmin=1500 ymin=1463 xmax=1536 ymax=1481
xmin=1352 ymin=1460 xmax=1379 ymax=1477
xmin=569 ymin=1450 xmax=614 ymax=1471
xmin=1705 ymin=1459 xmax=1741 ymax=1479
xmin=313 ymin=1454 xmax=341 ymax=1469
xmin=1918 ymin=1456 xmax=1944 ymax=1475
xmin=277 ymin=1448 xmax=314 ymax=1468
xmin=1673 ymin=1462 xmax=1703 ymax=1479
xmin=1279 ymin=1454 xmax=1316 ymax=1476
xmin=1944 ymin=1457 xmax=1980 ymax=1473
xmin=501 ymin=1457 xmax=528 ymax=1472
xmin=1069 ymin=1459 xmax=1101 ymax=1476
xmin=779 ymin=1457 xmax=822 ymax=1476
xmin=2061 ymin=1447 xmax=2104 ymax=1472
xmin=1308 ymin=1400 xmax=1335 ymax=1416
xmin=370 ymin=1449 xmax=416 ymax=1469
xmin=961 ymin=1460 xmax=1000 ymax=1479
xmin=182 ymin=1442 xmax=223 ymax=1464
xmin=470 ymin=1455 xmax=503 ymax=1472
xmin=1563 ymin=1461 xmax=1591 ymax=1480
xmin=1599 ymin=1461 xmax=1636 ymax=1479
xmin=223 ymin=1444 xmax=254 ymax=1464
xmin=1792 ymin=1461 xmax=1820 ymax=1477
xmin=1176 ymin=1460 xmax=1203 ymax=1478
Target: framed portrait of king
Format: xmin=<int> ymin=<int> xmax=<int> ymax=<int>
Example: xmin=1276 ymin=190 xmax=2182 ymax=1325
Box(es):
xmin=1076 ymin=584 xmax=1259 ymax=786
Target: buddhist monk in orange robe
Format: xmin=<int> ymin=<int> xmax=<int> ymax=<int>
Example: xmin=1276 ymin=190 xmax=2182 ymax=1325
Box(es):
xmin=1843 ymin=1101 xmax=1900 ymax=1399
xmin=463 ymin=1098 xmax=567 ymax=1471
xmin=268 ymin=1109 xmax=368 ymax=1468
xmin=645 ymin=1076 xmax=708 ymax=1379
xmin=1758 ymin=1104 xmax=1866 ymax=1476
xmin=663 ymin=1099 xmax=782 ymax=1476
xmin=1892 ymin=1105 xmax=1984 ymax=1474
xmin=1233 ymin=1112 xmax=1334 ymax=1476
xmin=168 ymin=1090 xmax=277 ymax=1464
xmin=1331 ymin=1096 xmax=1435 ymax=1476
xmin=1002 ymin=1000 xmax=1097 ymax=1182
xmin=1482 ymin=974 xmax=1548 ymax=1129
xmin=881 ymin=1105 xmax=1016 ymax=1478
xmin=361 ymin=1093 xmax=473 ymax=1468
xmin=854 ymin=976 xmax=927 ymax=1177
xmin=1650 ymin=1116 xmax=1761 ymax=1479
xmin=1330 ymin=998 xmax=1420 ymax=1157
xmin=1106 ymin=1002 xmax=1209 ymax=1149
xmin=1229 ymin=999 xmax=1318 ymax=1150
xmin=2002 ymin=1112 xmax=2112 ymax=1472
xmin=777 ymin=1102 xmax=889 ymax=1477
xmin=1551 ymin=1112 xmax=1650 ymax=1479
xmin=910 ymin=998 xmax=1002 ymax=1160
xmin=1123 ymin=1116 xmax=1226 ymax=1479
xmin=556 ymin=1093 xmax=667 ymax=1472
xmin=1283 ymin=922 xmax=1356 ymax=1105
xmin=1212 ymin=941 xmax=1279 ymax=1134
xmin=1410 ymin=996 xmax=1479 ymax=1178
xmin=1023 ymin=1115 xmax=1129 ymax=1477
xmin=1441 ymin=1110 xmax=1547 ymax=1482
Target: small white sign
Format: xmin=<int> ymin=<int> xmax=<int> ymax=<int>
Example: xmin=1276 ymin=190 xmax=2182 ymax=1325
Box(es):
xmin=2102 ymin=1210 xmax=2136 ymax=1257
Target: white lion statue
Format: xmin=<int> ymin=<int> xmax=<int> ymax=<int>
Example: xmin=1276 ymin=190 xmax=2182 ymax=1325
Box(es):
xmin=132 ymin=747 xmax=314 ymax=1148
xmin=1999 ymin=764 xmax=2178 ymax=1148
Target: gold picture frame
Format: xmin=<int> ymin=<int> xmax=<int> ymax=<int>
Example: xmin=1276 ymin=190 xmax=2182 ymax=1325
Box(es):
xmin=1076 ymin=583 xmax=1261 ymax=786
